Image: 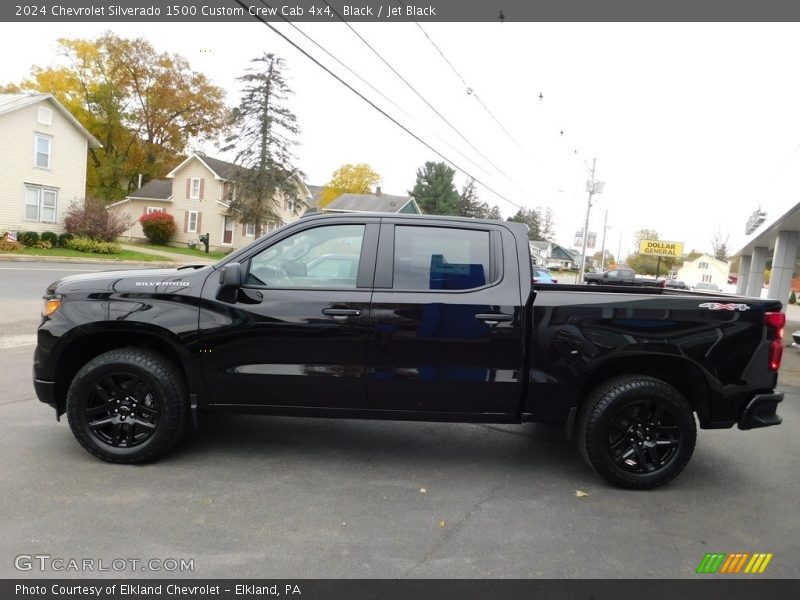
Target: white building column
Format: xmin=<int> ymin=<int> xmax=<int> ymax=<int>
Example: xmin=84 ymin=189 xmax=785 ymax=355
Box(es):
xmin=736 ymin=255 xmax=752 ymax=295
xmin=745 ymin=246 xmax=769 ymax=297
xmin=767 ymin=231 xmax=799 ymax=303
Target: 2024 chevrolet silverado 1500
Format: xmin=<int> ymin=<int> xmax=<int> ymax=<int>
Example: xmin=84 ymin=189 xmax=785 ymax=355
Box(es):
xmin=33 ymin=214 xmax=785 ymax=489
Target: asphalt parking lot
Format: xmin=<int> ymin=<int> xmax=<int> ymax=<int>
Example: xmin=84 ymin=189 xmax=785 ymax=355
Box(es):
xmin=0 ymin=263 xmax=798 ymax=579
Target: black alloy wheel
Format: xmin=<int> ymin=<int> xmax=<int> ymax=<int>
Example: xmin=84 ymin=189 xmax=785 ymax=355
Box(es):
xmin=83 ymin=373 xmax=160 ymax=448
xmin=606 ymin=399 xmax=681 ymax=474
xmin=576 ymin=375 xmax=697 ymax=489
xmin=66 ymin=348 xmax=187 ymax=463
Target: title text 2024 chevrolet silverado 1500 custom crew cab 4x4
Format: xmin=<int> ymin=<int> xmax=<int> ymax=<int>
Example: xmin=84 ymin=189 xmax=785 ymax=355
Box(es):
xmin=33 ymin=214 xmax=785 ymax=489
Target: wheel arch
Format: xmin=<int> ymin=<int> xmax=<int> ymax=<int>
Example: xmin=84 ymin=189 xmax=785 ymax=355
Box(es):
xmin=52 ymin=324 xmax=200 ymax=417
xmin=580 ymin=354 xmax=711 ymax=425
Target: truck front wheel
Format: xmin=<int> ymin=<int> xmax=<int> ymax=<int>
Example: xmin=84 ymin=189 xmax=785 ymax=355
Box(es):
xmin=576 ymin=375 xmax=696 ymax=489
xmin=66 ymin=348 xmax=187 ymax=463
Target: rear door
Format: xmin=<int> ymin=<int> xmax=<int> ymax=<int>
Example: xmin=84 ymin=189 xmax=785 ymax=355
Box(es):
xmin=366 ymin=220 xmax=525 ymax=415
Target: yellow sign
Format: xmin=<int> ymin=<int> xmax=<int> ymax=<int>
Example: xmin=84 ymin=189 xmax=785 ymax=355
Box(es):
xmin=638 ymin=239 xmax=684 ymax=258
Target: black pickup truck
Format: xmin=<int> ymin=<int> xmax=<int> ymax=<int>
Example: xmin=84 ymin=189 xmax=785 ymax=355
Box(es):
xmin=584 ymin=268 xmax=665 ymax=287
xmin=33 ymin=214 xmax=785 ymax=489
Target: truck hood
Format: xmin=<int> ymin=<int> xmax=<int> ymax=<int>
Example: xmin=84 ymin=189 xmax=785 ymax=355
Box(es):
xmin=47 ymin=265 xmax=213 ymax=295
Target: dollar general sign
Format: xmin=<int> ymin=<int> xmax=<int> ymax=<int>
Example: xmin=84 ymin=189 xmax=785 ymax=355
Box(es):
xmin=638 ymin=240 xmax=684 ymax=258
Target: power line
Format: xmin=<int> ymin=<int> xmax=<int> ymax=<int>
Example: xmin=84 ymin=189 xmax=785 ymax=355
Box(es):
xmin=234 ymin=0 xmax=523 ymax=210
xmin=259 ymin=10 xmax=494 ymax=180
xmin=397 ymin=0 xmax=528 ymax=154
xmin=320 ymin=0 xmax=533 ymax=199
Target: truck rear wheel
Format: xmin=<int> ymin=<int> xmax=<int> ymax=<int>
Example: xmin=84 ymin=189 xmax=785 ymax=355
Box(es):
xmin=66 ymin=348 xmax=187 ymax=463
xmin=576 ymin=375 xmax=696 ymax=489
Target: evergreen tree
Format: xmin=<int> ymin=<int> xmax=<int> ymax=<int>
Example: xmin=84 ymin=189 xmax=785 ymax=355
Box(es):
xmin=507 ymin=208 xmax=541 ymax=240
xmin=222 ymin=53 xmax=303 ymax=233
xmin=409 ymin=161 xmax=460 ymax=215
xmin=457 ymin=178 xmax=489 ymax=218
xmin=486 ymin=205 xmax=502 ymax=220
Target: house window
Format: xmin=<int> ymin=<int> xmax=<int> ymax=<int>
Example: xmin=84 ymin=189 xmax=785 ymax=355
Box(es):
xmin=187 ymin=211 xmax=198 ymax=233
xmin=35 ymin=135 xmax=51 ymax=169
xmin=284 ymin=199 xmax=294 ymax=213
xmin=702 ymin=274 xmax=713 ymax=283
xmin=699 ymin=261 xmax=708 ymax=269
xmin=146 ymin=207 xmax=166 ymax=214
xmin=38 ymin=106 xmax=52 ymax=125
xmin=245 ymin=223 xmax=255 ymax=236
xmin=226 ymin=184 xmax=235 ymax=203
xmin=24 ymin=185 xmax=57 ymax=223
xmin=190 ymin=178 xmax=201 ymax=199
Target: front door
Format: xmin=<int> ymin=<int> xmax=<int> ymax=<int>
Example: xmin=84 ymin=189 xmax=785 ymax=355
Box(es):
xmin=200 ymin=220 xmax=379 ymax=409
xmin=367 ymin=221 xmax=525 ymax=415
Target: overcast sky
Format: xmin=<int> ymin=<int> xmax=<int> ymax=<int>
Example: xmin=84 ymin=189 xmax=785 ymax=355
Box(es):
xmin=3 ymin=21 xmax=800 ymax=260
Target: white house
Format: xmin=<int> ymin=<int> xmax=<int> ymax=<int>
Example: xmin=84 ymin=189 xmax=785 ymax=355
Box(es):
xmin=677 ymin=254 xmax=730 ymax=289
xmin=110 ymin=153 xmax=311 ymax=251
xmin=0 ymin=93 xmax=100 ymax=235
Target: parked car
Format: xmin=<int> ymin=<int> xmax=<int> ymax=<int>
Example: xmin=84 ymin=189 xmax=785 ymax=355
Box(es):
xmin=692 ymin=282 xmax=722 ymax=292
xmin=584 ymin=268 xmax=665 ymax=288
xmin=533 ymin=268 xmax=558 ymax=284
xmin=664 ymin=279 xmax=689 ymax=290
xmin=34 ymin=214 xmax=785 ymax=489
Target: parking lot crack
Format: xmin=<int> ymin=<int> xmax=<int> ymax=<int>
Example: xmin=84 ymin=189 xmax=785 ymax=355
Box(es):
xmin=402 ymin=477 xmax=509 ymax=577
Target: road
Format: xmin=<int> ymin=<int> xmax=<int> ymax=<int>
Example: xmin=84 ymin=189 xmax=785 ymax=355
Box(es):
xmin=0 ymin=262 xmax=798 ymax=578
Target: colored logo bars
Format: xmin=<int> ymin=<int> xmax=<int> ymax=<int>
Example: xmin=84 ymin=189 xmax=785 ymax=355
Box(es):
xmin=696 ymin=553 xmax=773 ymax=574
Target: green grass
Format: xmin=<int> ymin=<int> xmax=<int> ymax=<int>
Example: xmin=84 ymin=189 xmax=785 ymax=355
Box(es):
xmin=129 ymin=242 xmax=227 ymax=260
xmin=17 ymin=246 xmax=168 ymax=262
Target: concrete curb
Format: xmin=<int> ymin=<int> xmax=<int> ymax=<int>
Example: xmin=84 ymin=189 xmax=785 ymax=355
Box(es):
xmin=0 ymin=254 xmax=179 ymax=267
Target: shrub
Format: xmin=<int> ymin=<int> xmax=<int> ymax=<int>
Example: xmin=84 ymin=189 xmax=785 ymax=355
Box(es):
xmin=0 ymin=234 xmax=23 ymax=252
xmin=66 ymin=236 xmax=121 ymax=254
xmin=57 ymin=232 xmax=74 ymax=247
xmin=139 ymin=211 xmax=176 ymax=244
xmin=790 ymin=290 xmax=797 ymax=305
xmin=41 ymin=231 xmax=58 ymax=246
xmin=19 ymin=231 xmax=39 ymax=246
xmin=64 ymin=198 xmax=132 ymax=242
xmin=33 ymin=240 xmax=52 ymax=249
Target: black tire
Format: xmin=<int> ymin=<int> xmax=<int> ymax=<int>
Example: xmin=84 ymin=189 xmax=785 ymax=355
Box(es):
xmin=576 ymin=375 xmax=696 ymax=489
xmin=66 ymin=348 xmax=187 ymax=463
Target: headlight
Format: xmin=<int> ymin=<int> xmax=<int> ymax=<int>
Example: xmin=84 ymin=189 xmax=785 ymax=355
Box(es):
xmin=42 ymin=295 xmax=61 ymax=317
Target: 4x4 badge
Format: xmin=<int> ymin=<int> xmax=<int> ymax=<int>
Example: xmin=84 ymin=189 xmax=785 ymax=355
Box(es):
xmin=699 ymin=302 xmax=751 ymax=311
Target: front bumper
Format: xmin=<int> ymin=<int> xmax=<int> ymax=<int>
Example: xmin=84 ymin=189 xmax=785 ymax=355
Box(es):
xmin=33 ymin=376 xmax=56 ymax=409
xmin=738 ymin=393 xmax=783 ymax=430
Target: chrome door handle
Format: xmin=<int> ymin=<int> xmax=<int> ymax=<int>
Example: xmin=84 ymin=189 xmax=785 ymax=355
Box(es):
xmin=475 ymin=313 xmax=513 ymax=325
xmin=322 ymin=308 xmax=362 ymax=320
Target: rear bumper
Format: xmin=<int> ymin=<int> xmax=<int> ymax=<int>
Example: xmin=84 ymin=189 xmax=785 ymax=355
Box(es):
xmin=738 ymin=393 xmax=783 ymax=430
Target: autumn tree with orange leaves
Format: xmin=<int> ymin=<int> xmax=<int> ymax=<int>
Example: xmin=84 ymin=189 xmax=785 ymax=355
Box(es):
xmin=2 ymin=34 xmax=227 ymax=200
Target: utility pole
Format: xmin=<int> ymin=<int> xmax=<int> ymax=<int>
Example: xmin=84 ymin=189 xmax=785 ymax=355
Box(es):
xmin=578 ymin=158 xmax=603 ymax=283
xmin=599 ymin=209 xmax=609 ymax=271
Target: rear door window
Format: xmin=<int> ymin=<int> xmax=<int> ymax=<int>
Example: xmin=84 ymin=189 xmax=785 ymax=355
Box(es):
xmin=392 ymin=225 xmax=495 ymax=291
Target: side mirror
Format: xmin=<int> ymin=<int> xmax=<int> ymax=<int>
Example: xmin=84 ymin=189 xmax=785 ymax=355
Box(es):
xmin=219 ymin=262 xmax=243 ymax=290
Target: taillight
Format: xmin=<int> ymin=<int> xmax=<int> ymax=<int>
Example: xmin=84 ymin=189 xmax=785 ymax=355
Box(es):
xmin=764 ymin=312 xmax=786 ymax=371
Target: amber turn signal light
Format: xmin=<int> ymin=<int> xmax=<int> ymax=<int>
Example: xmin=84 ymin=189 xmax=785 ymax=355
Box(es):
xmin=43 ymin=297 xmax=61 ymax=317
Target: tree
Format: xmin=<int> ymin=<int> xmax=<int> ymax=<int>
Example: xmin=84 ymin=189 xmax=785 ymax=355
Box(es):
xmin=6 ymin=34 xmax=227 ymax=200
xmin=320 ymin=164 xmax=381 ymax=207
xmin=486 ymin=205 xmax=502 ymax=220
xmin=409 ymin=161 xmax=460 ymax=215
xmin=507 ymin=208 xmax=541 ymax=240
xmin=710 ymin=227 xmax=730 ymax=261
xmin=634 ymin=229 xmax=659 ymax=245
xmin=457 ymin=178 xmax=490 ymax=218
xmin=221 ymin=53 xmax=303 ymax=233
xmin=592 ymin=250 xmax=615 ymax=270
xmin=539 ymin=207 xmax=556 ymax=241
